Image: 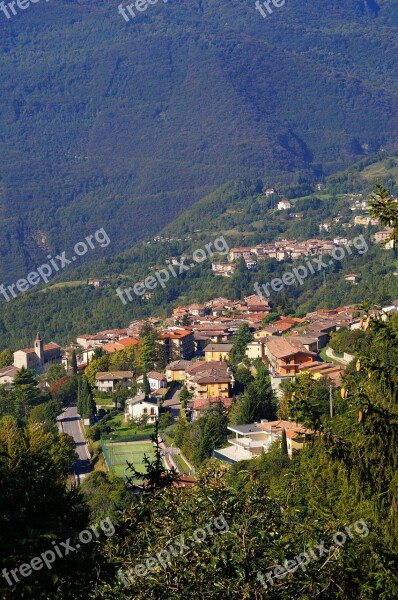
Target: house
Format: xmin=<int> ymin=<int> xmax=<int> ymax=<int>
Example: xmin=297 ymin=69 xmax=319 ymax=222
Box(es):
xmin=191 ymin=396 xmax=232 ymax=420
xmin=160 ymin=328 xmax=195 ymax=360
xmin=95 ymin=371 xmax=134 ymax=393
xmin=185 ymin=361 xmax=233 ymax=398
xmin=13 ymin=334 xmax=62 ymax=373
xmin=344 ymin=273 xmax=361 ymax=284
xmin=137 ymin=371 xmax=167 ymax=391
xmin=212 ymin=263 xmax=236 ymax=277
xmin=126 ymin=393 xmax=158 ymax=423
xmin=0 ymin=365 xmax=19 ymax=385
xmin=76 ymin=335 xmax=96 ymax=349
xmin=166 ymin=360 xmax=192 ymax=382
xmin=246 ymin=339 xmax=267 ymax=360
xmin=228 ymin=247 xmax=253 ymax=262
xmin=102 ymin=338 xmax=139 ymax=354
xmin=374 ymin=229 xmax=394 ymax=247
xmin=264 ymin=336 xmax=317 ymax=376
xmin=213 ymin=420 xmax=312 ymax=464
xmin=188 ymin=303 xmax=207 ymax=316
xmin=277 ymin=200 xmax=292 ymax=210
xmin=88 ymin=279 xmax=109 ymax=288
xmin=204 ymin=343 xmax=233 ymax=362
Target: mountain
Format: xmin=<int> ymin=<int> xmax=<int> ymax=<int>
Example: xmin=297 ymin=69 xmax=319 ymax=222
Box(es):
xmin=0 ymin=0 xmax=398 ymax=283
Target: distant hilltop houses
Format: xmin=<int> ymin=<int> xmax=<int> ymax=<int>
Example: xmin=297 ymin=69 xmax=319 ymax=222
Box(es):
xmin=223 ymin=238 xmax=345 ymax=271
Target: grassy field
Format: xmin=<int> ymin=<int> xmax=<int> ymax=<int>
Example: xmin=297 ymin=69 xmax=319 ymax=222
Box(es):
xmin=104 ymin=441 xmax=155 ymax=480
xmin=105 ymin=414 xmax=154 ymax=439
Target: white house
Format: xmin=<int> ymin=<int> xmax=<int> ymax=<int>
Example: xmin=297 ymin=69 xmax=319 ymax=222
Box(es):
xmin=126 ymin=393 xmax=159 ymax=423
xmin=277 ymin=200 xmax=292 ymax=210
xmin=137 ymin=371 xmax=167 ymax=392
xmin=95 ymin=371 xmax=134 ymax=393
xmin=213 ymin=420 xmax=312 ymax=464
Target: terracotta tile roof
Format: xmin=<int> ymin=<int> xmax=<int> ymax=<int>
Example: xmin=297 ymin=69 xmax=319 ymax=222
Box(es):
xmin=95 ymin=371 xmax=134 ymax=380
xmin=193 ymin=396 xmax=232 ymax=411
xmin=265 ymin=337 xmax=316 ymax=359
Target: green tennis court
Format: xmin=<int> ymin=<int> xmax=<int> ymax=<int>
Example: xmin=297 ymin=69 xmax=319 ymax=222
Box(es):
xmin=102 ymin=440 xmax=156 ymax=480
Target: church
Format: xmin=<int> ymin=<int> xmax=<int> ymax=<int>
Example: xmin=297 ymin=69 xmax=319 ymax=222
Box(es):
xmin=13 ymin=334 xmax=62 ymax=373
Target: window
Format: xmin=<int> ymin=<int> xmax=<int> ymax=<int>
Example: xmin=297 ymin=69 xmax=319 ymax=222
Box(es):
xmin=143 ymin=408 xmax=148 ymax=414
xmin=150 ymin=408 xmax=155 ymax=415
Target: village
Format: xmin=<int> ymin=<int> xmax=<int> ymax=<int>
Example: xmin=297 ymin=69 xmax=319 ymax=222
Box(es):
xmin=3 ymin=292 xmax=397 ymax=477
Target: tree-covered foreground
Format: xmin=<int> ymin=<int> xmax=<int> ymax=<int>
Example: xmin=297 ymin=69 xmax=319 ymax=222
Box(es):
xmin=1 ymin=315 xmax=398 ymax=599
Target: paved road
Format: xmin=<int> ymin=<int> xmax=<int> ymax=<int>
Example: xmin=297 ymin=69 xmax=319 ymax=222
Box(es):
xmin=57 ymin=404 xmax=92 ymax=481
xmin=325 ymin=347 xmax=349 ymax=365
xmin=163 ymin=383 xmax=183 ymax=417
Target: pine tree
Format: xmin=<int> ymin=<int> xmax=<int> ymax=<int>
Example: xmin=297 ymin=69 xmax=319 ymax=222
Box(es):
xmin=126 ymin=420 xmax=179 ymax=492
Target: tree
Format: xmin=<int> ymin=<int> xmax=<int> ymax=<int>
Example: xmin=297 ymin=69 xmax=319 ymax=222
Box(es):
xmin=262 ymin=312 xmax=280 ymax=326
xmin=281 ymin=428 xmax=288 ymax=456
xmin=113 ymin=382 xmax=130 ymax=410
xmin=78 ymin=375 xmax=96 ymax=421
xmin=50 ymin=375 xmax=78 ymax=408
xmin=369 ymin=182 xmax=398 ymax=255
xmin=234 ymin=365 xmax=254 ymax=394
xmin=158 ymin=411 xmax=174 ymax=431
xmin=29 ymin=399 xmax=62 ymax=425
xmin=231 ymin=323 xmax=253 ymax=365
xmin=71 ymin=349 xmax=78 ymax=375
xmin=84 ymin=355 xmax=109 ymax=388
xmin=198 ymin=402 xmax=228 ymax=462
xmin=138 ymin=323 xmax=158 ymax=372
xmin=174 ymin=410 xmax=189 ymax=448
xmin=12 ymin=368 xmax=43 ymax=419
xmin=0 ymin=419 xmax=94 ymax=599
xmin=45 ymin=363 xmax=66 ymax=385
xmin=0 ymin=349 xmax=13 ymax=368
xmin=92 ymin=347 xmax=104 ymax=360
xmin=287 ymin=373 xmax=331 ymax=429
xmin=230 ymin=363 xmax=277 ymax=425
xmin=141 ymin=372 xmax=151 ymax=396
xmin=178 ymin=386 xmax=192 ymax=408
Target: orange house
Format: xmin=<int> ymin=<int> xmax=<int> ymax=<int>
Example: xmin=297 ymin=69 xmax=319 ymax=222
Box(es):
xmin=264 ymin=337 xmax=317 ymax=376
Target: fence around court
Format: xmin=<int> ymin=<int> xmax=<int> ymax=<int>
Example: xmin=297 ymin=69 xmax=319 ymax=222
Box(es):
xmin=100 ymin=434 xmax=154 ymax=472
xmin=101 ymin=432 xmax=153 ymax=443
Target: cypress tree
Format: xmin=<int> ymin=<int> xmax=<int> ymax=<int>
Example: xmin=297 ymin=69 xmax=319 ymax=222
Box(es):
xmin=281 ymin=428 xmax=288 ymax=456
xmin=71 ymin=349 xmax=78 ymax=375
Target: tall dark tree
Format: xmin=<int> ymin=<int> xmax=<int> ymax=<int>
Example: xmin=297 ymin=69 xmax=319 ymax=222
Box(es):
xmin=141 ymin=372 xmax=150 ymax=397
xmin=281 ymin=428 xmax=288 ymax=456
xmin=71 ymin=349 xmax=78 ymax=375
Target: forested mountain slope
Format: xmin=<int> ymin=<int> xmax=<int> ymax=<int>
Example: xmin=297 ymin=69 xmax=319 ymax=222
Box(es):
xmin=0 ymin=0 xmax=397 ymax=282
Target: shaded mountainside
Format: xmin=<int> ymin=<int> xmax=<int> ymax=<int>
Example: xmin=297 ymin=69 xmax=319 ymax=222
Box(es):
xmin=0 ymin=0 xmax=398 ymax=281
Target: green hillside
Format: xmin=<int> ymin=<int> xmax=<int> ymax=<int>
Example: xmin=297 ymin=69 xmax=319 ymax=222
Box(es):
xmin=0 ymin=1 xmax=398 ymax=282
xmin=1 ymin=159 xmax=398 ymax=349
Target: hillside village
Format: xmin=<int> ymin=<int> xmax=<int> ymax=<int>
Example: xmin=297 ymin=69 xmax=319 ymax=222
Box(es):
xmin=4 ymin=293 xmax=397 ymax=475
